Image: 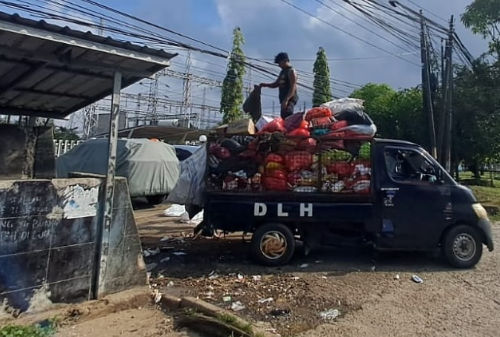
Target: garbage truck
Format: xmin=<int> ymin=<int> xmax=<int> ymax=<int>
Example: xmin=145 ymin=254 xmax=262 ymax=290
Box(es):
xmin=172 ymin=100 xmax=494 ymax=268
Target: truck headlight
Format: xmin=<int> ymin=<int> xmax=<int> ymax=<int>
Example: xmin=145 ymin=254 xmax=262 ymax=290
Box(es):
xmin=472 ymin=203 xmax=489 ymax=220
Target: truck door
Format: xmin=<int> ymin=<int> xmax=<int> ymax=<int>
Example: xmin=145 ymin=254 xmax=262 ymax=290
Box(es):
xmin=378 ymin=146 xmax=450 ymax=249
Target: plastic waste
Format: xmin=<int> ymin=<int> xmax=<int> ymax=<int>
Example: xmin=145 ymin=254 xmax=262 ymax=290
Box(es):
xmin=163 ymin=204 xmax=186 ymax=217
xmin=319 ymin=308 xmax=340 ymax=320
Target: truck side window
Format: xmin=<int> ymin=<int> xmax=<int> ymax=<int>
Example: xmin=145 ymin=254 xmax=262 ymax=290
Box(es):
xmin=384 ymin=148 xmax=437 ymax=184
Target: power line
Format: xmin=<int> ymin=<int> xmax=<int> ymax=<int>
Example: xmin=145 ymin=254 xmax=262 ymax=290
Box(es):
xmin=277 ymin=0 xmax=420 ymax=66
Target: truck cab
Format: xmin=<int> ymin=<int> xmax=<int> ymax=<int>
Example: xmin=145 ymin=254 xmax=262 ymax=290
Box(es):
xmin=203 ymin=138 xmax=494 ymax=268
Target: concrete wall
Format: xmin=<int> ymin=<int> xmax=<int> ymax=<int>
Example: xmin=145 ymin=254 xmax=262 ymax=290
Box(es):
xmin=0 ymin=124 xmax=55 ymax=180
xmin=0 ymin=177 xmax=146 ymax=313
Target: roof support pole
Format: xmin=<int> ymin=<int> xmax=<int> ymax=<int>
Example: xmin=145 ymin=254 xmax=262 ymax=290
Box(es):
xmin=95 ymin=71 xmax=121 ymax=298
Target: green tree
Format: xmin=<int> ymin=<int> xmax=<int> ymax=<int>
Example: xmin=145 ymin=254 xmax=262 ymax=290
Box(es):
xmin=220 ymin=27 xmax=246 ymax=124
xmin=453 ymin=60 xmax=500 ymax=177
xmin=461 ymin=0 xmax=500 ymax=58
xmin=312 ymin=47 xmax=332 ymax=107
xmin=350 ymin=83 xmax=396 ymax=138
xmin=53 ymin=126 xmax=80 ymax=140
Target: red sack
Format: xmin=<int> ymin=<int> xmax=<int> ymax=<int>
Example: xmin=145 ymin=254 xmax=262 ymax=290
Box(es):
xmin=287 ymin=172 xmax=302 ymax=186
xmin=327 ymin=162 xmax=353 ymax=177
xmin=299 ymin=120 xmax=309 ymax=129
xmin=296 ymin=138 xmax=317 ymax=152
xmin=239 ymin=149 xmax=257 ymax=158
xmin=285 ymin=151 xmax=313 ymax=172
xmin=287 ymin=128 xmax=310 ymax=137
xmin=265 ymin=153 xmax=284 ymax=164
xmin=305 ymin=107 xmax=332 ymax=121
xmin=263 ymin=177 xmax=288 ymax=191
xmin=258 ymin=118 xmax=286 ymax=133
xmin=210 ymin=144 xmax=231 ymax=159
xmin=310 ymin=117 xmax=333 ymax=128
xmin=331 ymin=120 xmax=349 ymax=130
xmin=267 ymin=169 xmax=287 ymax=180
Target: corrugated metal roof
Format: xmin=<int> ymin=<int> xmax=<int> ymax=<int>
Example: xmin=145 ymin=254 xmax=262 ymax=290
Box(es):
xmin=0 ymin=11 xmax=177 ymax=119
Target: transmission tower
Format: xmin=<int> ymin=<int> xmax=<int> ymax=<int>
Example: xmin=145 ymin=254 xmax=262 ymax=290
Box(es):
xmin=182 ymin=50 xmax=192 ymax=125
xmin=147 ymin=73 xmax=159 ymax=125
xmin=82 ymin=104 xmax=97 ymax=139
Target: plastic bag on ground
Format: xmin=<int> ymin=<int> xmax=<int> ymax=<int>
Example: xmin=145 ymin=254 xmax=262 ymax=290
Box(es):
xmin=163 ymin=204 xmax=186 ymax=217
xmin=321 ymin=98 xmax=364 ymax=114
xmin=166 ymin=145 xmax=206 ymax=207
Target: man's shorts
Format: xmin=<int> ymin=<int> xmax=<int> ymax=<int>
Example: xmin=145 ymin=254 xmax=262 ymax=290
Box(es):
xmin=280 ymin=100 xmax=296 ymax=119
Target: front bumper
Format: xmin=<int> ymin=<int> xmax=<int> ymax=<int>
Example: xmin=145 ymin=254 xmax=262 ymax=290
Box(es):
xmin=478 ymin=218 xmax=494 ymax=251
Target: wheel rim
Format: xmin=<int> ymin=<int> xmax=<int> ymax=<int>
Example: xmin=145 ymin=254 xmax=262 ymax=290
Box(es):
xmin=260 ymin=231 xmax=287 ymax=260
xmin=452 ymin=233 xmax=476 ymax=262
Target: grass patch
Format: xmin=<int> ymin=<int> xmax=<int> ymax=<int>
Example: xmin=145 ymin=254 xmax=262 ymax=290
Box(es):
xmin=459 ymin=172 xmax=500 ymax=222
xmin=215 ymin=313 xmax=253 ymax=335
xmin=0 ymin=319 xmax=57 ymax=337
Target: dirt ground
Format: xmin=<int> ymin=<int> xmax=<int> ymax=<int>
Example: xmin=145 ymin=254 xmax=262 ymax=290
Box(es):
xmin=137 ymin=203 xmax=500 ymax=337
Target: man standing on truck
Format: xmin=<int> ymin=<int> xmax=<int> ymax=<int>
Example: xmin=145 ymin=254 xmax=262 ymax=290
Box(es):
xmin=259 ymin=52 xmax=298 ymax=119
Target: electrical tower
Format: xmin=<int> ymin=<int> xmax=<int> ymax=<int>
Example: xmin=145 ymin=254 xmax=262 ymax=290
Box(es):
xmin=147 ymin=73 xmax=160 ymax=125
xmin=182 ymin=50 xmax=192 ymax=126
xmin=82 ymin=104 xmax=97 ymax=139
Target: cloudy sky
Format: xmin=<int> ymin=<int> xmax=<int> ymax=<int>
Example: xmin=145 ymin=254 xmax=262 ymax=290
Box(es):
xmin=1 ymin=0 xmax=489 ymax=127
xmin=105 ymin=0 xmax=488 ymax=119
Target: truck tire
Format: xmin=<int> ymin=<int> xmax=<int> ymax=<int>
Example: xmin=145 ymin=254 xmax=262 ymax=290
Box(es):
xmin=251 ymin=223 xmax=295 ymax=266
xmin=443 ymin=225 xmax=483 ymax=268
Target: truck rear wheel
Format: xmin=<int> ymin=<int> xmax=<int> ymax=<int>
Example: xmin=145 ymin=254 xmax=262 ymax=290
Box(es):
xmin=443 ymin=225 xmax=483 ymax=268
xmin=251 ymin=223 xmax=295 ymax=266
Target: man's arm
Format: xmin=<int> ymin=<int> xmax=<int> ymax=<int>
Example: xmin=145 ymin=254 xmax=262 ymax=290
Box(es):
xmin=259 ymin=77 xmax=280 ymax=88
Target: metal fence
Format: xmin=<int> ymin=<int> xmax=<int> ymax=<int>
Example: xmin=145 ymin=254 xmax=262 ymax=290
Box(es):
xmin=53 ymin=139 xmax=82 ymax=157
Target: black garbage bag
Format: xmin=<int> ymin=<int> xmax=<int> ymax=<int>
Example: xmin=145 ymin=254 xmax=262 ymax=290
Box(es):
xmin=243 ymin=85 xmax=262 ymax=121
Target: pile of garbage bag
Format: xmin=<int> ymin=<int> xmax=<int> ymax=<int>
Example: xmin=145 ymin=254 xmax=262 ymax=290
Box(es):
xmin=207 ymin=98 xmax=375 ymax=194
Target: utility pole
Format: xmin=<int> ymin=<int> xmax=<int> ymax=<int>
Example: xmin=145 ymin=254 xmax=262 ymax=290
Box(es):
xmin=437 ymin=16 xmax=454 ymax=171
xmin=444 ymin=15 xmax=454 ymax=172
xmin=420 ymin=10 xmax=437 ymax=158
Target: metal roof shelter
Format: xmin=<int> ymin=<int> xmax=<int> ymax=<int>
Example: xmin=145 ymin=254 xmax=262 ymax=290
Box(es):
xmin=0 ymin=11 xmax=176 ymax=118
xmin=114 ymin=125 xmax=209 ymax=143
xmin=0 ymin=11 xmax=176 ymax=297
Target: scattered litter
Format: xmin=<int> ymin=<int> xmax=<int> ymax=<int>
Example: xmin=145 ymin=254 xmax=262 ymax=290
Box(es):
xmin=258 ymin=297 xmax=274 ymax=304
xmin=292 ymin=276 xmax=300 ymax=280
xmin=157 ymin=274 xmax=165 ymax=279
xmin=204 ymin=291 xmax=214 ymax=299
xmin=172 ymin=251 xmax=187 ymax=256
xmin=370 ymin=265 xmax=376 ymax=272
xmin=321 ymin=276 xmax=327 ymax=279
xmin=190 ymin=211 xmax=204 ymax=225
xmin=160 ymin=257 xmax=171 ymax=263
xmin=269 ymin=309 xmax=290 ymax=317
xmin=319 ymin=309 xmax=340 ymax=320
xmin=299 ymin=263 xmax=309 ymax=268
xmin=208 ymin=272 xmax=219 ymax=280
xmin=160 ymin=236 xmax=170 ymax=242
xmin=179 ymin=212 xmax=191 ymax=223
xmin=143 ymin=247 xmax=160 ymax=257
xmin=237 ymin=273 xmax=244 ymax=280
xmin=146 ymin=263 xmax=157 ymax=272
xmin=394 ymin=274 xmax=400 ymax=280
xmin=231 ymin=301 xmax=245 ymax=311
xmin=222 ymin=296 xmax=232 ymax=303
xmin=153 ymin=290 xmax=162 ymax=304
xmin=167 ymin=281 xmax=175 ymax=287
xmin=163 ymin=204 xmax=186 ymax=217
xmin=252 ymin=275 xmax=262 ymax=282
xmin=412 ymin=275 xmax=423 ymax=284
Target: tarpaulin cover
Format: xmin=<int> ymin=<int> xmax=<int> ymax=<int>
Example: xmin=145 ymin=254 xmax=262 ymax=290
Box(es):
xmin=166 ymin=145 xmax=207 ymax=206
xmin=56 ymin=138 xmax=180 ymax=197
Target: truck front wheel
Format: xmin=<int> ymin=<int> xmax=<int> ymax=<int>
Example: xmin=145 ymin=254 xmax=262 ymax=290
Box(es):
xmin=251 ymin=223 xmax=295 ymax=266
xmin=443 ymin=225 xmax=483 ymax=268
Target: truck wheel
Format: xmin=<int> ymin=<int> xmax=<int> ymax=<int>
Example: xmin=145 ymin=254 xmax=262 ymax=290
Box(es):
xmin=443 ymin=225 xmax=483 ymax=268
xmin=251 ymin=223 xmax=295 ymax=266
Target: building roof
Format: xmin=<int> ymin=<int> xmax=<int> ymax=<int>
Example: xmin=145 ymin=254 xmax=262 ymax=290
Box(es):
xmin=0 ymin=11 xmax=177 ymax=119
